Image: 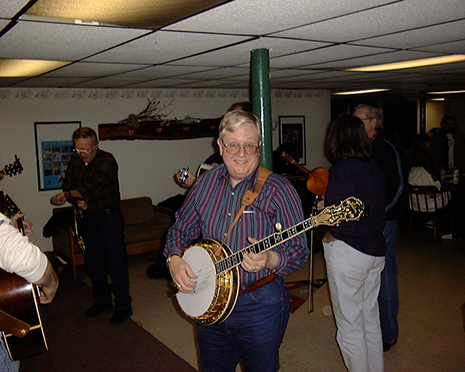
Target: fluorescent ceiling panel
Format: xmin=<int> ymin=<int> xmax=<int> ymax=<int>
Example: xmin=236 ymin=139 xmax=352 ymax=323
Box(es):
xmin=314 ymin=51 xmax=440 ymax=69
xmin=0 ymin=59 xmax=71 ymax=77
xmin=25 ymin=0 xmax=231 ymax=29
xmin=345 ymin=55 xmax=465 ymax=72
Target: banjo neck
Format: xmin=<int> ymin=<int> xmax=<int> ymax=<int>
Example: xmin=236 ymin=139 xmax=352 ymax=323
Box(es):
xmin=215 ymin=196 xmax=364 ymax=274
xmin=216 ymin=217 xmax=314 ymax=274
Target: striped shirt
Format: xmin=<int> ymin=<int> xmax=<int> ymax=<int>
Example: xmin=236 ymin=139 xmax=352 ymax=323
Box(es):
xmin=164 ymin=164 xmax=309 ymax=288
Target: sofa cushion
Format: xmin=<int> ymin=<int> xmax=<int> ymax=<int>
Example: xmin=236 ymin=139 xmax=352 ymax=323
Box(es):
xmin=120 ymin=197 xmax=156 ymax=225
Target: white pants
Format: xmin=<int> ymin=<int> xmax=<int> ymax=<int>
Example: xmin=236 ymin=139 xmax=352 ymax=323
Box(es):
xmin=323 ymin=240 xmax=385 ymax=372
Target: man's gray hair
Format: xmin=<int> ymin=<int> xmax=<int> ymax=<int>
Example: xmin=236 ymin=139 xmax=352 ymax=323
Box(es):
xmin=218 ymin=110 xmax=262 ymax=140
xmin=355 ymin=104 xmax=384 ymax=131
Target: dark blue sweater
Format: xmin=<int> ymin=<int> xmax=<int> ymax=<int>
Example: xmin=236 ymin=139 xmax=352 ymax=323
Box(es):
xmin=325 ymin=157 xmax=386 ymax=257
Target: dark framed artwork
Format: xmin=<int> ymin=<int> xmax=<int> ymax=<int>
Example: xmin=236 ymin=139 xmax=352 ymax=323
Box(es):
xmin=34 ymin=121 xmax=81 ymax=191
xmin=278 ymin=116 xmax=306 ymax=165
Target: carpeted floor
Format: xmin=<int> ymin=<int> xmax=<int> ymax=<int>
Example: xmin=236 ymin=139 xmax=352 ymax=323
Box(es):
xmin=20 ymin=275 xmax=197 ymax=372
xmin=285 ymin=279 xmax=327 ymax=313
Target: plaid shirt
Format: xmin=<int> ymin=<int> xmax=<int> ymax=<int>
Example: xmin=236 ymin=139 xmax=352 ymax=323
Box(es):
xmin=164 ymin=164 xmax=309 ymax=287
xmin=63 ymin=149 xmax=121 ymax=213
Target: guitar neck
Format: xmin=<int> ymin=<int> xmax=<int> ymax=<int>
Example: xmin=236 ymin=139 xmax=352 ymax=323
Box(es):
xmin=3 ymin=194 xmax=25 ymax=236
xmin=280 ymin=152 xmax=310 ymax=174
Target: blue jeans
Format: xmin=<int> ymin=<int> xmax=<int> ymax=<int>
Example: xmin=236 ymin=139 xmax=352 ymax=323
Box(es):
xmin=378 ymin=219 xmax=399 ymax=344
xmin=197 ymin=277 xmax=289 ymax=372
xmin=0 ymin=337 xmax=19 ymax=372
xmin=82 ymin=208 xmax=131 ymax=310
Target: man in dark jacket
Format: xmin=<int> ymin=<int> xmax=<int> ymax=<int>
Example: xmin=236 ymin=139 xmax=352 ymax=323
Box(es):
xmin=354 ymin=104 xmax=404 ymax=352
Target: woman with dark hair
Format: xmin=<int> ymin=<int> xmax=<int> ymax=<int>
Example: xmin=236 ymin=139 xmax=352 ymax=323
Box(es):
xmin=320 ymin=114 xmax=386 ymax=372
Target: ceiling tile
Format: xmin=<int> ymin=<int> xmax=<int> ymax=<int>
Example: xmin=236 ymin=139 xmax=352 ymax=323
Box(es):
xmin=272 ymin=0 xmax=465 ymax=43
xmin=85 ymin=31 xmax=250 ymax=64
xmin=271 ymin=44 xmax=395 ymax=69
xmin=351 ymin=20 xmax=465 ymax=49
xmin=0 ymin=20 xmax=151 ymax=60
xmin=12 ymin=77 xmax=94 ymax=87
xmin=0 ymin=0 xmax=31 ymax=18
xmin=114 ymin=65 xmax=219 ymax=79
xmin=163 ymin=0 xmax=397 ymax=35
xmin=43 ymin=62 xmax=152 ymax=77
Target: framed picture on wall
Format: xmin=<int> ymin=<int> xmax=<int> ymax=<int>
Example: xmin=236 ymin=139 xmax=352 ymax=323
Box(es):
xmin=278 ymin=116 xmax=306 ymax=165
xmin=34 ymin=121 xmax=81 ymax=191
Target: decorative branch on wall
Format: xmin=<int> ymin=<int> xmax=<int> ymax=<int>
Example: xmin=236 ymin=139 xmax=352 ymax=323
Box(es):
xmin=98 ymin=98 xmax=221 ymax=141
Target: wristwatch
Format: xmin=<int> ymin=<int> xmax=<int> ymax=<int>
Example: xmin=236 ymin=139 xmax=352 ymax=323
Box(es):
xmin=166 ymin=254 xmax=180 ymax=265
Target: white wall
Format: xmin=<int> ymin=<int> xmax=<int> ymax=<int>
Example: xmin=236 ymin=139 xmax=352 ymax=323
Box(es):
xmin=0 ymin=88 xmax=330 ymax=251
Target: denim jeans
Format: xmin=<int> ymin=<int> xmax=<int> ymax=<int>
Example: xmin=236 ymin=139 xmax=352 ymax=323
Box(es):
xmin=196 ymin=277 xmax=289 ymax=372
xmin=0 ymin=337 xmax=19 ymax=372
xmin=378 ymin=219 xmax=399 ymax=344
xmin=82 ymin=208 xmax=131 ymax=310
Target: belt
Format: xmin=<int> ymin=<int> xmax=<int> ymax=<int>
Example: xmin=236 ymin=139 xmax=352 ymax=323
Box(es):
xmin=239 ymin=274 xmax=277 ymax=295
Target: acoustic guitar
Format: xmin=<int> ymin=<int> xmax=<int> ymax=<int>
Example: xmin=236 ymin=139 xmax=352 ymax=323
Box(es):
xmin=0 ymin=155 xmax=23 ymax=179
xmin=176 ymin=196 xmax=365 ymax=325
xmin=280 ymin=152 xmax=329 ymax=196
xmin=0 ymin=194 xmax=48 ymax=361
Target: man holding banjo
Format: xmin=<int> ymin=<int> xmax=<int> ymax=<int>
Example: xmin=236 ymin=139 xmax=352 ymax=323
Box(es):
xmin=164 ymin=110 xmax=309 ymax=372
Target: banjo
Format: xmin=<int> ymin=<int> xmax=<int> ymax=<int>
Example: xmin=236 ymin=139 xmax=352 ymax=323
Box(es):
xmin=176 ymin=196 xmax=365 ymax=326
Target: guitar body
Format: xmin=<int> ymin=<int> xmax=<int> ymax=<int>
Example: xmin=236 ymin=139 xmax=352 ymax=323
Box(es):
xmin=0 ymin=269 xmax=48 ymax=361
xmin=176 ymin=239 xmax=239 ymax=326
xmin=0 ymin=192 xmax=48 ymax=360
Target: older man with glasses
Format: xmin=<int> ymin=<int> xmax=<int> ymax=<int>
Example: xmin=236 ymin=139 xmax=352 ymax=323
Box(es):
xmin=164 ymin=110 xmax=309 ymax=372
xmin=354 ymin=104 xmax=404 ymax=353
xmin=51 ymin=127 xmax=132 ymax=325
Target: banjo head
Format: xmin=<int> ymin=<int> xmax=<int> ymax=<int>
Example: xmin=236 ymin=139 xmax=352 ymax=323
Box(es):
xmin=176 ymin=239 xmax=239 ymax=325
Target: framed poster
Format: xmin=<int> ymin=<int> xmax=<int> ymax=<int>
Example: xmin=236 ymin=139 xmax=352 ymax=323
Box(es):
xmin=34 ymin=121 xmax=81 ymax=191
xmin=278 ymin=116 xmax=306 ymax=165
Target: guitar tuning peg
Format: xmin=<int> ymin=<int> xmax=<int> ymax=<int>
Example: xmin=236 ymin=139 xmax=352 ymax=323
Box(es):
xmin=275 ymin=222 xmax=282 ymax=232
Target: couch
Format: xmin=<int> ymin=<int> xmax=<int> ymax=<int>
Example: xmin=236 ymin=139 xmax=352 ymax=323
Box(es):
xmin=50 ymin=196 xmax=175 ymax=279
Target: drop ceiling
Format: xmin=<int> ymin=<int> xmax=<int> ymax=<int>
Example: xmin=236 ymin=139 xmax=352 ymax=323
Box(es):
xmin=1 ymin=0 xmax=465 ymax=98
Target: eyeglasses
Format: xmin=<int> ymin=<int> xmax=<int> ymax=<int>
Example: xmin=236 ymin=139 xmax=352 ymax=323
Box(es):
xmin=221 ymin=140 xmax=259 ymax=155
xmin=73 ymin=148 xmax=93 ymax=154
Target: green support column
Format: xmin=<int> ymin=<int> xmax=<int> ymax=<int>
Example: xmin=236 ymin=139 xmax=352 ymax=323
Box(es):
xmin=251 ymin=49 xmax=273 ymax=170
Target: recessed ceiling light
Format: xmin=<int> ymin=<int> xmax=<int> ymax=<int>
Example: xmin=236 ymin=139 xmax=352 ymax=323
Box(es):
xmin=427 ymin=90 xmax=465 ymax=95
xmin=0 ymin=59 xmax=71 ymax=77
xmin=332 ymin=89 xmax=391 ymax=96
xmin=344 ymin=55 xmax=465 ymax=72
xmin=430 ymin=98 xmax=445 ymax=101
